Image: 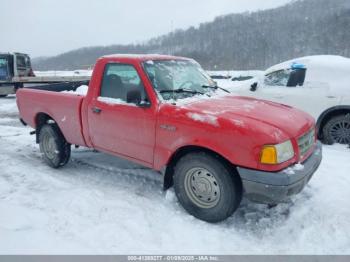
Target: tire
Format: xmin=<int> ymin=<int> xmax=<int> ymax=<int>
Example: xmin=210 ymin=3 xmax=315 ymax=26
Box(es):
xmin=173 ymin=152 xmax=242 ymax=223
xmin=0 ymin=95 xmax=8 ymax=98
xmin=39 ymin=124 xmax=71 ymax=168
xmin=322 ymin=114 xmax=350 ymax=145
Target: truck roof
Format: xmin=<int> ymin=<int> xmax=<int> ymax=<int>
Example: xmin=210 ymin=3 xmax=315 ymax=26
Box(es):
xmin=0 ymin=52 xmax=30 ymax=56
xmin=100 ymin=54 xmax=191 ymax=62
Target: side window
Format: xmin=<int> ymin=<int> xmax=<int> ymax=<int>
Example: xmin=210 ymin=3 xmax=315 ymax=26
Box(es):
xmin=100 ymin=63 xmax=148 ymax=103
xmin=16 ymin=56 xmax=27 ymax=69
xmin=264 ymin=69 xmax=291 ymax=87
xmin=24 ymin=55 xmax=31 ymax=67
xmin=286 ymin=68 xmax=306 ymax=87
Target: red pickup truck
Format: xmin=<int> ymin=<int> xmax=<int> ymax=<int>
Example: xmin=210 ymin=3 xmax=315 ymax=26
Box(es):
xmin=17 ymin=54 xmax=322 ymax=222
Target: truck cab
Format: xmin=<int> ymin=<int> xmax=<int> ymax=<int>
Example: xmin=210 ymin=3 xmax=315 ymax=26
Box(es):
xmin=0 ymin=52 xmax=34 ymax=79
xmin=0 ymin=52 xmax=35 ymax=97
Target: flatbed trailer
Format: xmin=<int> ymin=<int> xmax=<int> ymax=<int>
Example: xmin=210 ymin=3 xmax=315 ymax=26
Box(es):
xmin=0 ymin=75 xmax=90 ymax=84
xmin=0 ymin=52 xmax=90 ymax=96
xmin=0 ymin=76 xmax=90 ymax=96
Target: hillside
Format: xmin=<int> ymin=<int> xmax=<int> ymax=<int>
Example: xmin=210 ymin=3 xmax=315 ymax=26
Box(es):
xmin=33 ymin=0 xmax=350 ymax=70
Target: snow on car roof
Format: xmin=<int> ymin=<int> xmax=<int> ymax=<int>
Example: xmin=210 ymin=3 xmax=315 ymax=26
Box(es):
xmin=101 ymin=53 xmax=190 ymax=61
xmin=265 ymin=55 xmax=350 ymax=92
xmin=265 ymin=55 xmax=350 ymax=75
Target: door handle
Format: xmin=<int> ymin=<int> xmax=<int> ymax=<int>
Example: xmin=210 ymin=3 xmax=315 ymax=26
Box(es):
xmin=92 ymin=107 xmax=102 ymax=114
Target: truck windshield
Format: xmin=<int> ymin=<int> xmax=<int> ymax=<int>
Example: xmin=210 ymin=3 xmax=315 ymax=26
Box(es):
xmin=143 ymin=59 xmax=217 ymax=100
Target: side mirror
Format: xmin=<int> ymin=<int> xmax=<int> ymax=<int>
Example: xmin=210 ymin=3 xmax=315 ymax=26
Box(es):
xmin=250 ymin=82 xmax=258 ymax=92
xmin=126 ymin=89 xmax=151 ymax=108
xmin=138 ymin=100 xmax=151 ymax=108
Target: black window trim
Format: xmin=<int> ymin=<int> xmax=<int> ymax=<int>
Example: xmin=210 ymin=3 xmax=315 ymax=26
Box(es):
xmin=99 ymin=62 xmax=151 ymax=106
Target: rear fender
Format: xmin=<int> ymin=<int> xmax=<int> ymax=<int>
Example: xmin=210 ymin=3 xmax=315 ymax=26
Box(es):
xmin=35 ymin=113 xmax=58 ymax=143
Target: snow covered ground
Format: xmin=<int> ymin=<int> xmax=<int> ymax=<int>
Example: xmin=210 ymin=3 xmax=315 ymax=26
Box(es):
xmin=0 ymin=94 xmax=350 ymax=254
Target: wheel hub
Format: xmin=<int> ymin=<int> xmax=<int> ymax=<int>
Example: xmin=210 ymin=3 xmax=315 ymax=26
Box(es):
xmin=42 ymin=133 xmax=57 ymax=160
xmin=184 ymin=167 xmax=220 ymax=209
xmin=330 ymin=120 xmax=350 ymax=144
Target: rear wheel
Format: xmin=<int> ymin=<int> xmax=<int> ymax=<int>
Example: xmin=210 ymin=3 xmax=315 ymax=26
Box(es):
xmin=39 ymin=124 xmax=71 ymax=168
xmin=173 ymin=152 xmax=242 ymax=223
xmin=322 ymin=115 xmax=350 ymax=145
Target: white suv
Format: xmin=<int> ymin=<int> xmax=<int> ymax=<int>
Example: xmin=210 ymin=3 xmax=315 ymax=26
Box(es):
xmin=231 ymin=55 xmax=350 ymax=145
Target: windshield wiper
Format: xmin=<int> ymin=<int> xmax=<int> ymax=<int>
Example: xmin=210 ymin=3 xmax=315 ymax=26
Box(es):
xmin=159 ymin=88 xmax=204 ymax=95
xmin=201 ymin=84 xmax=230 ymax=93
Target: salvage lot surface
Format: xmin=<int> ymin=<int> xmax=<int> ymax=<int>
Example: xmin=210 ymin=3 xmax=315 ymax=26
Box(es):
xmin=0 ymin=95 xmax=350 ymax=254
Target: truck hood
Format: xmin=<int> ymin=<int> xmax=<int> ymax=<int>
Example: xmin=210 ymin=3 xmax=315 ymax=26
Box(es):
xmin=181 ymin=95 xmax=314 ymax=139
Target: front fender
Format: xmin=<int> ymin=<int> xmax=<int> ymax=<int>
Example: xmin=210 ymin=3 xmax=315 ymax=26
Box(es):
xmin=153 ymin=106 xmax=291 ymax=172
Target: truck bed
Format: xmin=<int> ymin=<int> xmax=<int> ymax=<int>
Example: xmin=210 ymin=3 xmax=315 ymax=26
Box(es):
xmin=17 ymin=88 xmax=87 ymax=147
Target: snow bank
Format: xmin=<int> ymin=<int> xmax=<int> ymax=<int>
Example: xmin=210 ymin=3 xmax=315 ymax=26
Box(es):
xmin=208 ymin=70 xmax=263 ymax=92
xmin=207 ymin=70 xmax=263 ymax=79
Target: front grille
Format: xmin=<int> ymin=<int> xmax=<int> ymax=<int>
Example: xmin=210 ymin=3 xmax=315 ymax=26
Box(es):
xmin=298 ymin=128 xmax=315 ymax=157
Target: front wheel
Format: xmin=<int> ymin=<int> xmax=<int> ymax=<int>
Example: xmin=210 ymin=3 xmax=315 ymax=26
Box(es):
xmin=39 ymin=124 xmax=71 ymax=168
xmin=322 ymin=115 xmax=350 ymax=145
xmin=173 ymin=152 xmax=242 ymax=223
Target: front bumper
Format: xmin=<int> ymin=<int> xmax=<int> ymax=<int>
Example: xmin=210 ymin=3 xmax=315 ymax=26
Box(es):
xmin=237 ymin=141 xmax=322 ymax=204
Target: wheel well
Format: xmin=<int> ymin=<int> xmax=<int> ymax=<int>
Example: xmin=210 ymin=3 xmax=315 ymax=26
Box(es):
xmin=35 ymin=113 xmax=55 ymax=143
xmin=317 ymin=108 xmax=350 ymax=139
xmin=163 ymin=145 xmax=240 ymax=190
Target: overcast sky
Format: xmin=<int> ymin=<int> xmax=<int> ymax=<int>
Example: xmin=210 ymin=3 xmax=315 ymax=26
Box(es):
xmin=1 ymin=0 xmax=291 ymax=57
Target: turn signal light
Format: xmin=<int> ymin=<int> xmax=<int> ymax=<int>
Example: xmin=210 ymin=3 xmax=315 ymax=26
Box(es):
xmin=260 ymin=146 xmax=277 ymax=164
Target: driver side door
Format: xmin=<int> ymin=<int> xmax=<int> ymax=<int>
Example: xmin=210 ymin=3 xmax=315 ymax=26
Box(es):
xmin=87 ymin=63 xmax=156 ymax=166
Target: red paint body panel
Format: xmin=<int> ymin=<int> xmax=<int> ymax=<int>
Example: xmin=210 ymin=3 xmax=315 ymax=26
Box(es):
xmin=16 ymin=54 xmax=317 ymax=174
xmin=16 ymin=89 xmax=86 ymax=146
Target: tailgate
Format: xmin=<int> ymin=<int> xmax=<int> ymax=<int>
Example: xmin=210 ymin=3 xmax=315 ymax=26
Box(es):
xmin=17 ymin=88 xmax=86 ymax=146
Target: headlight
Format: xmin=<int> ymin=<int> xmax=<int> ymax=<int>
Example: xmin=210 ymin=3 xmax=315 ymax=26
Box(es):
xmin=260 ymin=140 xmax=294 ymax=164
